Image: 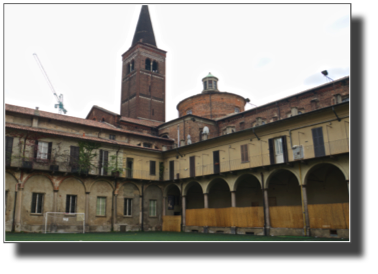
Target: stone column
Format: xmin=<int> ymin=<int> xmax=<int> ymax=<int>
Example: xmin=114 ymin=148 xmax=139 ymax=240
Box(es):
xmin=139 ymin=195 xmax=143 ymax=225
xmin=346 ymin=180 xmax=349 ymax=195
xmin=14 ymin=185 xmax=23 ymax=232
xmin=113 ymin=193 xmax=118 ymax=231
xmin=53 ymin=190 xmax=58 ymax=213
xmin=204 ymin=193 xmax=209 ymax=208
xmin=182 ymin=196 xmax=186 ymax=227
xmin=301 ymin=185 xmax=310 ymax=236
xmin=163 ymin=196 xmax=167 ymax=216
xmin=231 ymin=191 xmax=236 ymax=207
xmin=263 ymin=188 xmax=271 ymax=231
xmin=85 ymin=192 xmax=90 ymax=231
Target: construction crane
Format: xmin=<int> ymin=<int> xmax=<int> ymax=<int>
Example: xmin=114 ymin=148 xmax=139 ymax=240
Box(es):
xmin=33 ymin=53 xmax=67 ymax=114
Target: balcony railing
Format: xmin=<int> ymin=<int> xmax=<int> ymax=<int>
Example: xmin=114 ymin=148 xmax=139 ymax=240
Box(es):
xmin=163 ymin=138 xmax=349 ymax=180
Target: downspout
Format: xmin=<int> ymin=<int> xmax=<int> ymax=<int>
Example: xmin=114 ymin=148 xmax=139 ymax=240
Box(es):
xmin=332 ymin=106 xmax=341 ymax=122
xmin=261 ymin=172 xmax=266 ymax=236
xmin=180 ymin=181 xmax=183 ymax=231
xmin=288 ymin=116 xmax=349 ymax=148
xmin=12 ymin=190 xmax=17 ymax=232
xmin=141 ymin=181 xmax=144 ymax=231
xmin=252 ymin=128 xmax=260 ymax=140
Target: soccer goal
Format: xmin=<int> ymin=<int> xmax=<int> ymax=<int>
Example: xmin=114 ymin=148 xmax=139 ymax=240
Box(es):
xmin=44 ymin=212 xmax=85 ymax=234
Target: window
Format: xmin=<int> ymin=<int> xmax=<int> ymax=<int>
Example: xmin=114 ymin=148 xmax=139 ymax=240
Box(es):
xmin=268 ymin=136 xmax=288 ymax=165
xmin=241 ymin=144 xmax=249 ymax=162
xmin=6 ymin=136 xmax=13 ymax=167
xmin=130 ymin=60 xmax=135 ymax=72
xmin=152 ymin=61 xmax=158 ymax=72
xmin=124 ymin=198 xmax=132 ymax=216
xmin=70 ymin=146 xmax=80 ymax=172
xmin=66 ymin=195 xmax=77 ymax=213
xmin=96 ymin=197 xmax=106 ymax=216
xmin=150 ymin=161 xmax=156 ymax=175
xmin=143 ymin=143 xmax=152 ymax=148
xmin=208 ymin=80 xmax=213 ymax=88
xmin=204 ymin=81 xmax=207 ymax=90
xmin=312 ymin=127 xmax=326 ymax=157
xmin=214 ymin=81 xmax=217 ymax=89
xmin=169 ymin=160 xmax=174 ymax=180
xmin=235 ymin=107 xmax=240 ymax=113
xmin=190 ymin=156 xmax=195 ymax=177
xmin=35 ymin=141 xmax=52 ymax=160
xmin=149 ymin=200 xmax=157 ymax=217
xmin=99 ymin=150 xmax=109 ymax=176
xmin=31 ymin=193 xmax=44 ymax=214
xmin=145 ymin=58 xmax=151 ymax=71
xmin=127 ymin=158 xmax=133 ymax=178
xmin=186 ymin=109 xmax=192 ymax=115
xmin=109 ymin=134 xmax=116 ymax=140
xmin=342 ymin=96 xmax=349 ymax=102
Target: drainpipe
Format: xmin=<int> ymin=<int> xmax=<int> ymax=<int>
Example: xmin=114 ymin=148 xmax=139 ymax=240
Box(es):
xmin=141 ymin=181 xmax=144 ymax=231
xmin=332 ymin=106 xmax=341 ymax=122
xmin=252 ymin=128 xmax=260 ymax=140
xmin=288 ymin=116 xmax=349 ymax=148
xmin=12 ymin=190 xmax=17 ymax=232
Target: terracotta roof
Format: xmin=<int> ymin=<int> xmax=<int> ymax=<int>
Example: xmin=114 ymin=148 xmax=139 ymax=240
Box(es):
xmin=5 ymin=104 xmax=171 ymax=141
xmin=85 ymin=105 xmax=119 ymax=119
xmin=5 ymin=123 xmax=162 ymax=152
xmin=119 ymin=116 xmax=164 ymax=127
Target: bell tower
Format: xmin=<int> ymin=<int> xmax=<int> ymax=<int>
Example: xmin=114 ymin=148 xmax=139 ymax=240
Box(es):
xmin=120 ymin=5 xmax=166 ymax=122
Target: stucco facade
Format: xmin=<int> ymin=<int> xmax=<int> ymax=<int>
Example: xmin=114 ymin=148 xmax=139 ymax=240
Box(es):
xmin=5 ymin=5 xmax=349 ymax=238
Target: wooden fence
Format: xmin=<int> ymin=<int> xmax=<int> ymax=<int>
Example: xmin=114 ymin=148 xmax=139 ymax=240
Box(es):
xmin=269 ymin=205 xmax=304 ymax=228
xmin=162 ymin=216 xmax=181 ymax=232
xmin=308 ymin=203 xmax=349 ymax=229
xmin=186 ymin=207 xmax=264 ymax=227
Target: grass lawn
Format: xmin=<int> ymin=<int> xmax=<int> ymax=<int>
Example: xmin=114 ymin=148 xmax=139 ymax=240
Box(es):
xmin=5 ymin=232 xmax=349 ymax=241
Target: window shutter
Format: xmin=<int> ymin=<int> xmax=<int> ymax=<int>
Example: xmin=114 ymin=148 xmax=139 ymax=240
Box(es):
xmin=312 ymin=127 xmax=326 ymax=157
xmin=268 ymin=139 xmax=275 ymax=165
xmin=71 ymin=196 xmax=76 ymax=213
xmin=37 ymin=194 xmax=43 ymax=213
xmin=48 ymin=142 xmax=53 ymax=160
xmin=31 ymin=194 xmax=37 ymax=213
xmin=66 ymin=196 xmax=70 ymax=213
xmin=104 ymin=151 xmax=108 ymax=175
xmin=150 ymin=161 xmax=156 ymax=175
xmin=6 ymin=136 xmax=13 ymax=166
xmin=99 ymin=150 xmax=103 ymax=175
xmin=282 ymin=136 xmax=289 ymax=163
xmin=34 ymin=140 xmax=39 ymax=159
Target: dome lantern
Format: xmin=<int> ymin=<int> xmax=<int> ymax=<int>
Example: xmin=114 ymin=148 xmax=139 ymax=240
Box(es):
xmin=202 ymin=72 xmax=219 ymax=93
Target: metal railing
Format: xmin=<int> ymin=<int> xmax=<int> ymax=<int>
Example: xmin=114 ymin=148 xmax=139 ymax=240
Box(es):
xmin=162 ymin=138 xmax=349 ymax=180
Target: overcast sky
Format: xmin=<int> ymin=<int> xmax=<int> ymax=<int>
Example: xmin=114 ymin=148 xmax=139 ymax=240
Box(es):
xmin=4 ymin=4 xmax=350 ymax=121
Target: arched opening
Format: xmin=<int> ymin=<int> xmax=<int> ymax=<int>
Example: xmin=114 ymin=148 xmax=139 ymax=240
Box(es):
xmin=5 ymin=172 xmax=18 ymax=232
xmin=165 ymin=184 xmax=181 ymax=216
xmin=305 ymin=163 xmax=349 ymax=231
xmin=152 ymin=61 xmax=158 ymax=72
xmin=145 ymin=58 xmax=151 ymax=71
xmin=117 ymin=182 xmax=140 ymax=231
xmin=89 ymin=180 xmax=113 ymax=232
xmin=186 ymin=181 xmax=203 ymax=209
xmin=130 ymin=60 xmax=135 ymax=72
xmin=267 ymin=169 xmax=303 ymax=229
xmin=208 ymin=178 xmax=230 ymax=208
xmin=234 ymin=174 xmax=263 ymax=207
xmin=143 ymin=185 xmax=162 ymax=231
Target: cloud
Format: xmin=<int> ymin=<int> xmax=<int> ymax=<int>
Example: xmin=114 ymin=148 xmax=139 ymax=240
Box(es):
xmin=328 ymin=15 xmax=350 ymax=32
xmin=255 ymin=57 xmax=272 ymax=68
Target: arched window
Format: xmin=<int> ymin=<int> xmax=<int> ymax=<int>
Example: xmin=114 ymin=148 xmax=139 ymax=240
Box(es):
xmin=152 ymin=61 xmax=158 ymax=72
xmin=130 ymin=60 xmax=135 ymax=72
xmin=93 ymin=117 xmax=97 ymax=121
xmin=145 ymin=58 xmax=151 ymax=71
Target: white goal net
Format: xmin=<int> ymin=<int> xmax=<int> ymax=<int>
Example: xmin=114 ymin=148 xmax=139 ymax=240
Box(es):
xmin=44 ymin=212 xmax=85 ymax=233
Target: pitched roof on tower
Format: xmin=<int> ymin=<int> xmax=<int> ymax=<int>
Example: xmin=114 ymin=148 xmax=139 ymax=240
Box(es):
xmin=131 ymin=5 xmax=157 ymax=47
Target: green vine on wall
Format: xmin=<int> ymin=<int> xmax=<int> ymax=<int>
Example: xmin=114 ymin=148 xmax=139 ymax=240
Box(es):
xmin=77 ymin=141 xmax=101 ymax=174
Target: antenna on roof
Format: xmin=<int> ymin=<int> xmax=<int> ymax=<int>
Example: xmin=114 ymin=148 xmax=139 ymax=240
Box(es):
xmin=321 ymin=70 xmax=333 ymax=82
xmin=33 ymin=53 xmax=67 ymax=114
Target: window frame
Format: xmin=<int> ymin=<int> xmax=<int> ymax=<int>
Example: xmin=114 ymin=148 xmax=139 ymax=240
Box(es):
xmin=66 ymin=195 xmax=77 ymax=213
xmin=240 ymin=144 xmax=249 ymax=163
xmin=124 ymin=198 xmax=132 ymax=217
xmin=96 ymin=196 xmax=107 ymax=217
xmin=31 ymin=193 xmax=44 ymax=214
xmin=149 ymin=200 xmax=157 ymax=217
xmin=150 ymin=160 xmax=156 ymax=175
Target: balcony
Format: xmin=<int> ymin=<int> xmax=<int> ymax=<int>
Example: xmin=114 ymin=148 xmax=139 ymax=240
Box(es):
xmin=163 ymin=138 xmax=349 ymax=180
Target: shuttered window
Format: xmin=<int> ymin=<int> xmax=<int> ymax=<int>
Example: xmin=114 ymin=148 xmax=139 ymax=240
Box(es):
xmin=6 ymin=136 xmax=13 ymax=167
xmin=99 ymin=150 xmax=109 ymax=175
xmin=70 ymin=146 xmax=80 ymax=171
xmin=241 ymin=144 xmax=249 ymax=162
xmin=150 ymin=161 xmax=156 ymax=175
xmin=268 ymin=136 xmax=288 ymax=164
xmin=169 ymin=161 xmax=174 ymax=180
xmin=312 ymin=127 xmax=326 ymax=157
xmin=190 ymin=156 xmax=195 ymax=177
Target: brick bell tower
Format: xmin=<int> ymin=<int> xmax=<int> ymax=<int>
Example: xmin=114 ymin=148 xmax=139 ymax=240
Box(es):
xmin=120 ymin=5 xmax=166 ymax=122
